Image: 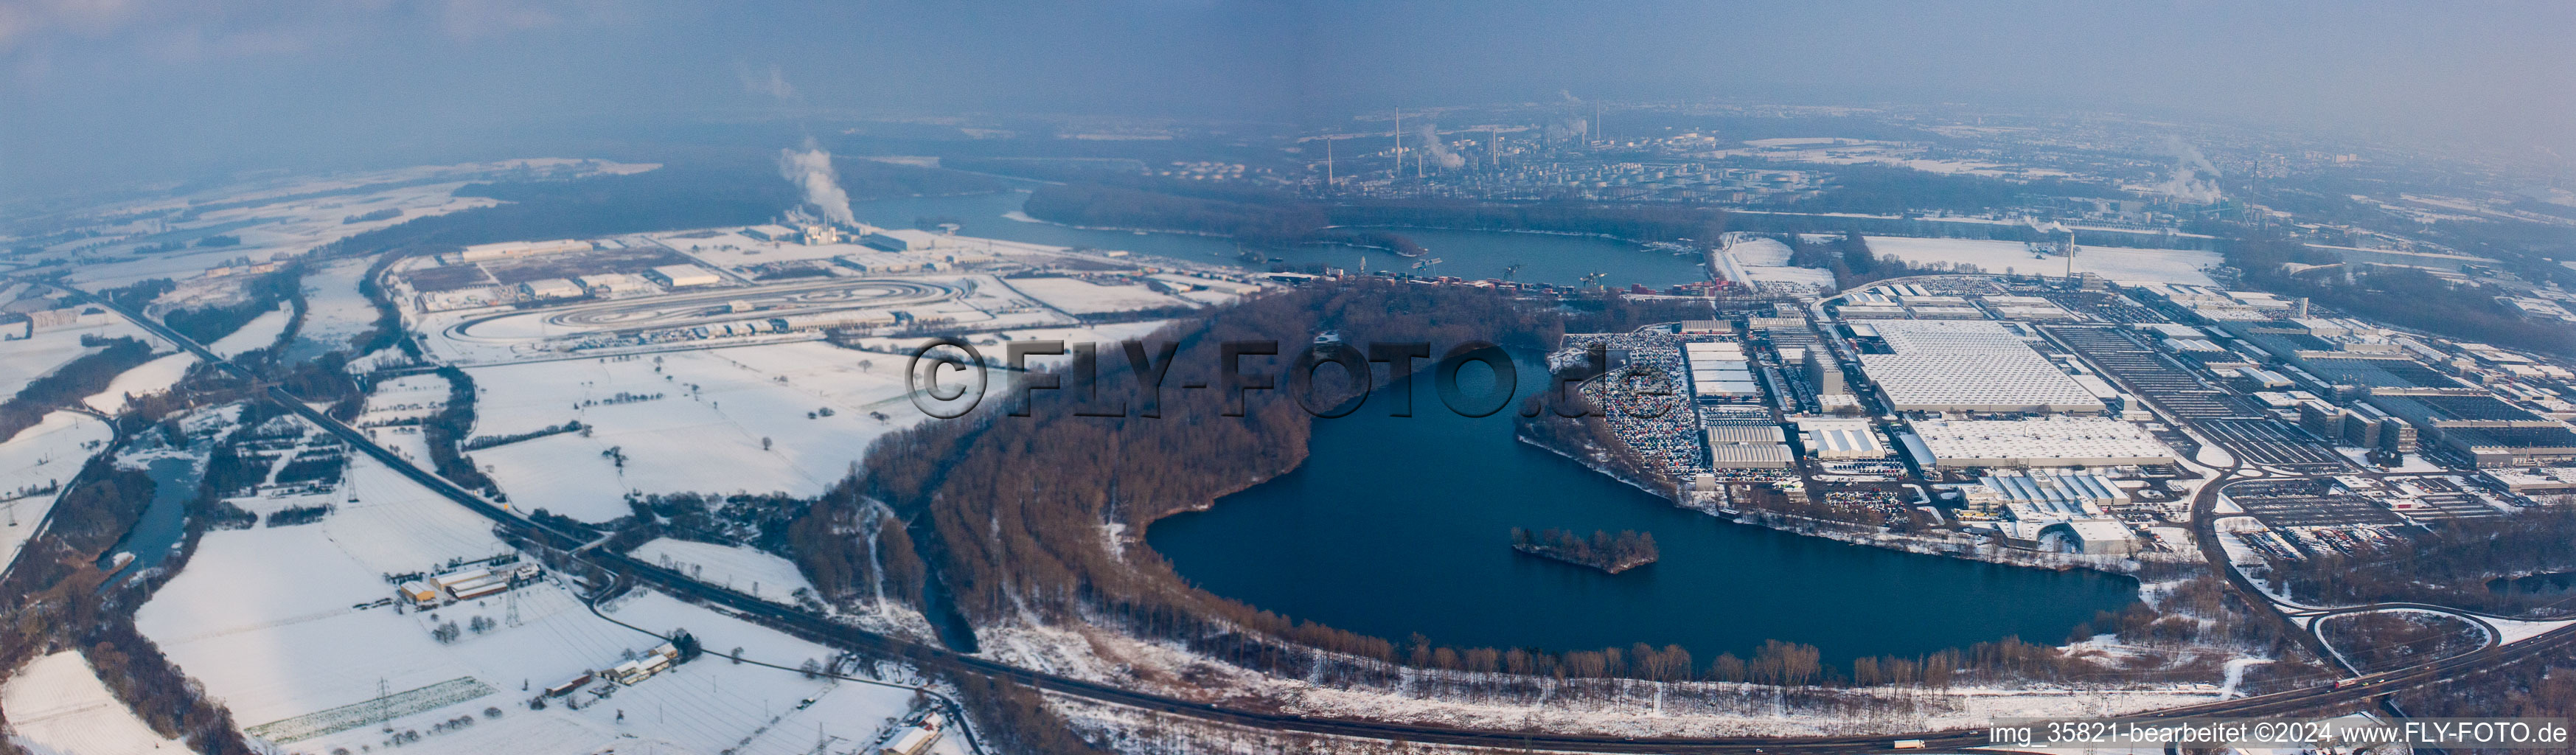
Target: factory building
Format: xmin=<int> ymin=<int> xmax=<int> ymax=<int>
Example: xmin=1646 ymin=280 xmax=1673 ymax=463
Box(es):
xmin=449 ymin=239 xmax=591 ymax=263
xmin=1910 ymin=417 xmax=2176 ymax=467
xmin=1980 ymin=295 xmax=2075 ymax=321
xmin=1853 ymin=320 xmax=2104 ymax=414
xmin=862 ymin=229 xmax=947 ymax=251
xmin=835 ymin=254 xmax=924 ymax=274
xmin=1802 ymin=349 xmax=1848 ymax=396
xmin=2479 ymin=467 xmax=2576 ymax=495
xmin=520 ymin=278 xmax=584 ymax=299
xmin=1860 ymin=353 xmax=2106 ymax=414
xmin=1685 ymin=341 xmax=1761 ymax=402
xmin=2049 ymin=520 xmax=2141 ymax=555
xmin=575 ymin=273 xmax=650 ymax=296
xmin=644 ymin=264 xmax=722 ymax=288
xmin=1707 ymin=425 xmax=1794 ymax=468
xmin=1793 ymin=417 xmax=1887 ymax=459
xmin=1968 ymin=472 xmax=2128 ymax=515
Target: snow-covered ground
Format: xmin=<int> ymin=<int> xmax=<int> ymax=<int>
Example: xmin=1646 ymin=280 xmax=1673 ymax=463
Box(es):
xmin=629 ymin=538 xmax=815 ymax=603
xmin=294 ymin=257 xmax=382 ymax=354
xmin=1714 ymin=237 xmax=1837 ymax=288
xmin=0 ymin=411 xmax=113 ymax=571
xmin=361 ymin=372 xmax=452 ymax=425
xmin=2488 ymin=616 xmax=2576 ymax=645
xmin=1729 ymin=237 xmax=1795 ymax=265
xmin=133 ymin=451 xmax=936 ymax=755
xmin=206 ymin=302 xmax=292 ymax=358
xmin=80 ymin=351 xmax=197 ymax=414
xmin=840 ymin=319 xmax=1183 ymax=372
xmin=42 ymin=159 xmax=650 ymax=289
xmin=983 ymin=619 xmax=2230 ymax=740
xmin=1862 ymin=236 xmax=2222 ymax=286
xmin=1003 ymin=276 xmax=1195 ymax=314
xmin=0 ymin=316 xmax=153 ymax=399
xmin=2 ymin=651 xmax=186 ymax=755
xmin=466 ymin=341 xmax=931 ymax=521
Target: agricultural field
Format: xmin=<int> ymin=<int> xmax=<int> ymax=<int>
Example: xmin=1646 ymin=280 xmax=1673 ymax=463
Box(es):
xmin=465 ymin=341 xmax=932 ymax=521
xmin=131 ymin=452 xmax=937 ymax=755
xmin=2 ymin=651 xmax=187 ymax=754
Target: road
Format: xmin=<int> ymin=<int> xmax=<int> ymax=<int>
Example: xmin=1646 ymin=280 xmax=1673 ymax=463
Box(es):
xmin=69 ymin=285 xmax=2576 ymax=754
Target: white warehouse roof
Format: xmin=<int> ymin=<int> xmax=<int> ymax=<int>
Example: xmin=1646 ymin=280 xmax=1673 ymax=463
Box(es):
xmin=1794 ymin=418 xmax=1888 ymax=459
xmin=1910 ymin=417 xmax=2176 ymax=467
xmin=1860 ymin=352 xmax=2105 ymax=414
xmin=1856 ymin=319 xmax=2034 ymax=354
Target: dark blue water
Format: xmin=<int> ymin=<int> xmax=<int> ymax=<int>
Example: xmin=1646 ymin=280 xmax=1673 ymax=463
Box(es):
xmin=849 ymin=190 xmax=1710 ymax=288
xmin=1146 ymin=358 xmax=2139 ymax=667
xmin=99 ymin=454 xmax=203 ymax=586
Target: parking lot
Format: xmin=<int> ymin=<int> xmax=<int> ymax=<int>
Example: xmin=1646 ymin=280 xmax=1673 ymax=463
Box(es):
xmin=2385 ymin=476 xmax=2510 ymax=521
xmin=2044 ymin=325 xmax=2262 ymax=420
xmin=2201 ymin=418 xmax=2352 ymax=472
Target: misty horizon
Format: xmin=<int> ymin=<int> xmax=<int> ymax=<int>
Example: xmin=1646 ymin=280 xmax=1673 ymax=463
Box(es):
xmin=4 ymin=1 xmax=2573 ymax=200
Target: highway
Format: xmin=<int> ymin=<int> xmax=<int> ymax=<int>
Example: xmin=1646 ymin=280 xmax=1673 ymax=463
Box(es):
xmin=69 ymin=284 xmax=2576 ymax=754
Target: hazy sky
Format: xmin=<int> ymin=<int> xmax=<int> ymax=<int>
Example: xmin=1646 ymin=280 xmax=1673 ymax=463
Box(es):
xmin=4 ymin=1 xmax=2571 ymax=199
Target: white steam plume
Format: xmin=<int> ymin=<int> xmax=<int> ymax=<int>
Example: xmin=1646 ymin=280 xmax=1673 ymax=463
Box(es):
xmin=1417 ymin=123 xmax=1465 ymax=170
xmin=2151 ymin=136 xmax=2222 ymax=204
xmin=1543 ymin=117 xmax=1589 ymax=142
xmin=777 ymin=139 xmax=854 ymax=226
xmin=736 ymin=61 xmax=798 ymax=100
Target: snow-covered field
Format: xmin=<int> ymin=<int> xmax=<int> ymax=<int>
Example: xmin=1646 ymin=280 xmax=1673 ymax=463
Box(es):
xmin=1713 ymin=237 xmax=1837 ymax=288
xmin=43 ymin=160 xmax=650 ymax=289
xmin=1003 ymin=276 xmax=1194 ymax=314
xmin=293 ymin=257 xmax=382 ymax=354
xmin=0 ymin=330 xmax=105 ymax=400
xmin=630 ymin=538 xmax=815 ymax=604
xmin=0 ymin=311 xmax=156 ymax=397
xmin=982 ymin=619 xmax=2232 ymax=741
xmin=206 ymin=302 xmax=292 ymax=358
xmin=361 ymin=372 xmax=452 ymax=425
xmin=80 ymin=351 xmax=197 ymax=414
xmin=466 ymin=341 xmax=931 ymax=521
xmin=0 ymin=411 xmax=112 ymax=570
xmin=2 ymin=652 xmax=186 ymax=755
xmin=1862 ymin=236 xmax=2221 ymax=286
xmin=1728 ymin=237 xmax=1795 ymax=265
xmin=134 ymin=451 xmax=936 ymax=755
